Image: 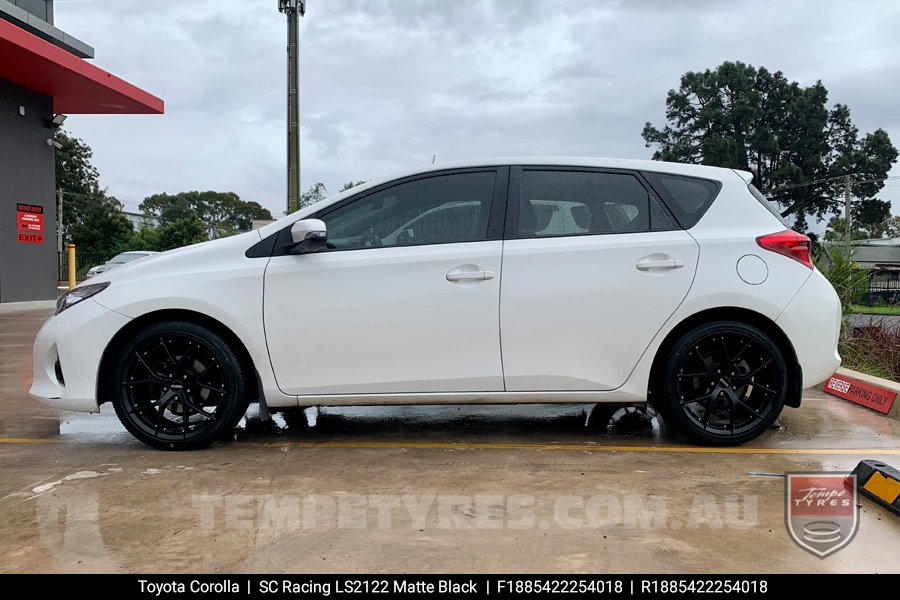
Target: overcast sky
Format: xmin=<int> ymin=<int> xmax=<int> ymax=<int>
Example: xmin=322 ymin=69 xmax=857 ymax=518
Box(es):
xmin=55 ymin=0 xmax=900 ymax=221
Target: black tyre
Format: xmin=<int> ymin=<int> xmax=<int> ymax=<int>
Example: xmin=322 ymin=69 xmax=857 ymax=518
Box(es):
xmin=656 ymin=321 xmax=788 ymax=446
xmin=109 ymin=321 xmax=250 ymax=450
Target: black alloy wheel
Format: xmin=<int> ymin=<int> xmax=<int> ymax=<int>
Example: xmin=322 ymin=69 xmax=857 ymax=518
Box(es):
xmin=109 ymin=321 xmax=250 ymax=450
xmin=657 ymin=321 xmax=788 ymax=446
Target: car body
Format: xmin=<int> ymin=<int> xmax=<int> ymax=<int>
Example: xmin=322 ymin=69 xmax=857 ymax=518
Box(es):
xmin=85 ymin=251 xmax=158 ymax=278
xmin=30 ymin=157 xmax=841 ymax=449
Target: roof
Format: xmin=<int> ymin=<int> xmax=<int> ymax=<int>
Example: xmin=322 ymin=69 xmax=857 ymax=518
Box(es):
xmin=0 ymin=18 xmax=163 ymax=114
xmin=392 ymin=156 xmax=748 ymax=183
xmin=852 ymin=244 xmax=900 ymax=268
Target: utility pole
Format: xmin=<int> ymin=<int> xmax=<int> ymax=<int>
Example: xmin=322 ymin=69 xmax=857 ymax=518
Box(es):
xmin=57 ymin=189 xmax=63 ymax=254
xmin=278 ymin=1 xmax=306 ymax=214
xmin=844 ymin=174 xmax=852 ymax=258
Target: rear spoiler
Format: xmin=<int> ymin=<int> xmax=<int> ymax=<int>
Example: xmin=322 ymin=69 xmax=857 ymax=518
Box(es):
xmin=732 ymin=169 xmax=753 ymax=184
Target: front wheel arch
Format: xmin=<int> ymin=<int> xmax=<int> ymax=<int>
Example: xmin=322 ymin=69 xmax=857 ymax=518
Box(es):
xmin=648 ymin=307 xmax=802 ymax=409
xmin=97 ymin=309 xmax=259 ymax=408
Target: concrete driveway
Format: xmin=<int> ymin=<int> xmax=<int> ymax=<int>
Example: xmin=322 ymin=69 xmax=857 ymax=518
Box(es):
xmin=1 ymin=306 xmax=898 ymax=573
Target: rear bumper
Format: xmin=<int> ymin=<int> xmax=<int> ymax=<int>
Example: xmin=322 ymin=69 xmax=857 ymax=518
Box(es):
xmin=29 ymin=298 xmax=131 ymax=412
xmin=775 ymin=269 xmax=842 ymax=389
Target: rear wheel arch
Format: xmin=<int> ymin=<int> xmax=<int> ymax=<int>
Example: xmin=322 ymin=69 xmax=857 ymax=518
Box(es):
xmin=648 ymin=307 xmax=802 ymax=409
xmin=97 ymin=309 xmax=259 ymax=407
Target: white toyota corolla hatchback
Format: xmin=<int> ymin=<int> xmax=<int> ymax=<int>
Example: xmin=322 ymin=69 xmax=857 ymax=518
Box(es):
xmin=31 ymin=158 xmax=841 ymax=450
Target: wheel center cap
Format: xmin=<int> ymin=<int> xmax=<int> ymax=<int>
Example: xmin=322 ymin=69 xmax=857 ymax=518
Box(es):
xmin=719 ymin=377 xmax=731 ymax=388
xmin=170 ymin=381 xmax=184 ymax=391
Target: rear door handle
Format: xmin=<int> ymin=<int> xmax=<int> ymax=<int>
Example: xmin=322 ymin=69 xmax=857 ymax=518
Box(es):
xmin=446 ymin=268 xmax=495 ymax=282
xmin=636 ymin=256 xmax=684 ymax=271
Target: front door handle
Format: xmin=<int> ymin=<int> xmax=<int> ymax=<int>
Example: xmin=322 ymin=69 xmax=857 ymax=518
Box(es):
xmin=446 ymin=267 xmax=495 ymax=282
xmin=636 ymin=256 xmax=684 ymax=271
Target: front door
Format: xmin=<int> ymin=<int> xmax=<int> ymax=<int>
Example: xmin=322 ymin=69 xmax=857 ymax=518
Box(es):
xmin=263 ymin=169 xmax=507 ymax=396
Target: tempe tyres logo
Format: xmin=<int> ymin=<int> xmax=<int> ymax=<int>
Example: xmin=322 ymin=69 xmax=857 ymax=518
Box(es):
xmin=785 ymin=473 xmax=858 ymax=558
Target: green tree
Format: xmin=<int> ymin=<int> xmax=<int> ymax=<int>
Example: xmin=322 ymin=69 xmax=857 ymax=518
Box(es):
xmin=880 ymin=215 xmax=900 ymax=237
xmin=340 ymin=180 xmax=367 ymax=192
xmin=54 ymin=130 xmax=134 ymax=255
xmin=141 ymin=191 xmax=272 ymax=237
xmin=299 ymin=182 xmax=328 ymax=209
xmin=642 ymin=61 xmax=898 ymax=232
xmin=821 ymin=217 xmax=869 ymax=243
xmin=139 ymin=194 xmax=208 ymax=250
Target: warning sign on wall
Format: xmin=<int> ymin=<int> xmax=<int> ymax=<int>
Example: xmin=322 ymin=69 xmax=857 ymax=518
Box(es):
xmin=16 ymin=203 xmax=44 ymax=244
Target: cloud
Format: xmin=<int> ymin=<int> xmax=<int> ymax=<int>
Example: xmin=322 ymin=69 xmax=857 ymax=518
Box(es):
xmin=55 ymin=0 xmax=900 ymax=217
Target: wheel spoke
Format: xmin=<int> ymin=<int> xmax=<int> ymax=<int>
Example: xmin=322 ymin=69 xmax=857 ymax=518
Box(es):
xmin=121 ymin=378 xmax=158 ymax=386
xmin=160 ymin=337 xmax=177 ymax=369
xmin=181 ymin=395 xmax=216 ymax=421
xmin=196 ymin=381 xmax=226 ymax=394
xmin=730 ymin=339 xmax=752 ymax=367
xmin=154 ymin=393 xmax=177 ymax=435
xmin=681 ymin=390 xmax=715 ymax=406
xmin=677 ymin=372 xmax=712 ymax=378
xmin=174 ymin=345 xmax=194 ymax=375
xmin=742 ymin=359 xmax=773 ymax=380
xmin=701 ymin=397 xmax=712 ymax=431
xmin=719 ymin=337 xmax=730 ymax=363
xmin=734 ymin=396 xmax=765 ymax=419
xmin=693 ymin=348 xmax=715 ymax=375
xmin=135 ymin=352 xmax=164 ymax=379
xmin=180 ymin=393 xmax=190 ymax=438
xmin=749 ymin=382 xmax=777 ymax=395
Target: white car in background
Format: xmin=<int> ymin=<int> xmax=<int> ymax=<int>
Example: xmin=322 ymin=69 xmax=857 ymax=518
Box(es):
xmin=85 ymin=251 xmax=158 ymax=278
xmin=31 ymin=158 xmax=841 ymax=450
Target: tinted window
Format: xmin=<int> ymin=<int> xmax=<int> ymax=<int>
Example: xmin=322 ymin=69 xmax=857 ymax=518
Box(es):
xmin=319 ymin=172 xmax=495 ymax=250
xmin=517 ymin=170 xmax=668 ymax=238
xmin=642 ymin=172 xmax=720 ymax=228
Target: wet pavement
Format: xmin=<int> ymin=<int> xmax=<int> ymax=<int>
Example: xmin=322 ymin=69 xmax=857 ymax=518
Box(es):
xmin=1 ymin=306 xmax=898 ymax=573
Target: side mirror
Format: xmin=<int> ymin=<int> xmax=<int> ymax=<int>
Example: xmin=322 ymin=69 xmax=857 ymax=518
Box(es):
xmin=290 ymin=219 xmax=327 ymax=253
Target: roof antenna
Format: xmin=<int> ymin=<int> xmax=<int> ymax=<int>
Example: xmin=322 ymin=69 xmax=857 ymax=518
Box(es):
xmin=431 ymin=155 xmax=436 ymax=164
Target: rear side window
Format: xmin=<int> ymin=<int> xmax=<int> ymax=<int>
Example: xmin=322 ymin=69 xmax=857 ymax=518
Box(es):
xmin=748 ymin=184 xmax=791 ymax=228
xmin=642 ymin=172 xmax=720 ymax=228
xmin=515 ymin=170 xmax=674 ymax=238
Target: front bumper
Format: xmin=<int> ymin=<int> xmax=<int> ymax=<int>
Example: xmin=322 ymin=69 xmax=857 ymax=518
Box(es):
xmin=29 ymin=298 xmax=131 ymax=412
xmin=775 ymin=269 xmax=842 ymax=389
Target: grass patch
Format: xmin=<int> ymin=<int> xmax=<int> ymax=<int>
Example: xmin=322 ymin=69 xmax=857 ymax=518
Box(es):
xmin=851 ymin=304 xmax=900 ymax=315
xmin=839 ymin=321 xmax=900 ymax=382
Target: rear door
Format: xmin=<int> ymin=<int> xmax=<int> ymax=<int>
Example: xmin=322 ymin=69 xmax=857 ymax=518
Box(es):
xmin=499 ymin=167 xmax=700 ymax=391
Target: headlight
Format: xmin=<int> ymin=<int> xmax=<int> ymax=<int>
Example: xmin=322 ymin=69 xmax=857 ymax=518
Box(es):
xmin=55 ymin=282 xmax=110 ymax=315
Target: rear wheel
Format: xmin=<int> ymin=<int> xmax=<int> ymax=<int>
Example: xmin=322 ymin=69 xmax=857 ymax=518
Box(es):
xmin=657 ymin=321 xmax=787 ymax=446
xmin=109 ymin=321 xmax=250 ymax=450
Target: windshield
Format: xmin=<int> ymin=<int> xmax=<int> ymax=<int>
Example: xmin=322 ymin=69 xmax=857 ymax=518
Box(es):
xmin=109 ymin=252 xmax=150 ymax=264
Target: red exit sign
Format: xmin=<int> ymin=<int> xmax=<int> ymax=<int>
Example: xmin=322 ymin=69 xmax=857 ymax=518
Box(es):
xmin=16 ymin=203 xmax=44 ymax=244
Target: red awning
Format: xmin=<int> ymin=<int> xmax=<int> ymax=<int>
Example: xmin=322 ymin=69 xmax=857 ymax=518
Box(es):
xmin=0 ymin=19 xmax=163 ymax=114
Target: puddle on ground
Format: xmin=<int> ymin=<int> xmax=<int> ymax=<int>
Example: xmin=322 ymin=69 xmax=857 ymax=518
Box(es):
xmin=52 ymin=402 xmax=664 ymax=444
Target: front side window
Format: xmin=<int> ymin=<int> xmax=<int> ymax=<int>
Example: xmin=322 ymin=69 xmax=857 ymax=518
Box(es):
xmin=517 ymin=170 xmax=666 ymax=238
xmin=318 ymin=172 xmax=496 ymax=251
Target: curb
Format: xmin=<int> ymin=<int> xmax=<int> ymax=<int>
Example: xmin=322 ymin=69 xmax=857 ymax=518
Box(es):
xmin=850 ymin=460 xmax=900 ymax=516
xmin=823 ymin=368 xmax=900 ymax=420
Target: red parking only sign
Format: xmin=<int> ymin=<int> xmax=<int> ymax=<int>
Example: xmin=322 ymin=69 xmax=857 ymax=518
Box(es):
xmin=16 ymin=203 xmax=44 ymax=244
xmin=824 ymin=373 xmax=896 ymax=414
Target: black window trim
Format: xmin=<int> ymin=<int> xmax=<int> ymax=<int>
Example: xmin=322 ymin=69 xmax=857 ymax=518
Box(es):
xmin=253 ymin=166 xmax=509 ymax=258
xmin=639 ymin=170 xmax=722 ymax=230
xmin=504 ymin=165 xmax=680 ymax=240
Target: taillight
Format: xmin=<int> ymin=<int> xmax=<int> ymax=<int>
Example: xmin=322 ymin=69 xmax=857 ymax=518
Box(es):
xmin=756 ymin=230 xmax=813 ymax=269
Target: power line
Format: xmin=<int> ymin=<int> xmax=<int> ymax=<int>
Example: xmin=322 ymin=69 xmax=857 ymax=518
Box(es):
xmin=762 ymin=174 xmax=899 ymax=194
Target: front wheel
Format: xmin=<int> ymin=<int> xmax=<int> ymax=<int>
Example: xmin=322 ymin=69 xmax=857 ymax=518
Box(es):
xmin=109 ymin=321 xmax=250 ymax=450
xmin=656 ymin=321 xmax=788 ymax=446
